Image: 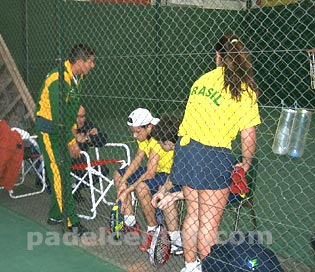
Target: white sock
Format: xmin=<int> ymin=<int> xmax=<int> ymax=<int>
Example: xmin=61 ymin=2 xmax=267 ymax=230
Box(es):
xmin=147 ymin=225 xmax=157 ymax=232
xmin=169 ymin=230 xmax=182 ymax=246
xmin=185 ymin=260 xmax=200 ymax=269
xmin=124 ymin=215 xmax=136 ymax=227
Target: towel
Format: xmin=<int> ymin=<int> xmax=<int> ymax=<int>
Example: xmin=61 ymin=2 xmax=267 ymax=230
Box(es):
xmin=0 ymin=120 xmax=24 ymax=190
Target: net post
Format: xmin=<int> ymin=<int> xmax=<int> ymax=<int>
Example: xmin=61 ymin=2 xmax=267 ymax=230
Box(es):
xmin=307 ymin=48 xmax=315 ymax=90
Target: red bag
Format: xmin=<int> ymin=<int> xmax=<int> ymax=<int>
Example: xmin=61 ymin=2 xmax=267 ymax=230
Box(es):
xmin=230 ymin=166 xmax=249 ymax=195
xmin=0 ymin=120 xmax=24 ymax=190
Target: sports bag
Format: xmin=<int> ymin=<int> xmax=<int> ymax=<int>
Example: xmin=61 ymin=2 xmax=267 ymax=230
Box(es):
xmin=202 ymin=232 xmax=284 ymax=272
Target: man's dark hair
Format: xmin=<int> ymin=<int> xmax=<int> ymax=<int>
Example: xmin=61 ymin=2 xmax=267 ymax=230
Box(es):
xmin=69 ymin=44 xmax=95 ymax=64
xmin=151 ymin=115 xmax=180 ymax=144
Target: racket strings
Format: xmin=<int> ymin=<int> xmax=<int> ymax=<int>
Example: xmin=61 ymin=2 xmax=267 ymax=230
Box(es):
xmin=155 ymin=229 xmax=171 ymax=265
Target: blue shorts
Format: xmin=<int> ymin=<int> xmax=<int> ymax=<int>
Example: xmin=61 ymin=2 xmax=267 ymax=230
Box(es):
xmin=118 ymin=167 xmax=169 ymax=195
xmin=170 ymin=137 xmax=235 ymax=190
xmin=170 ymin=184 xmax=182 ymax=193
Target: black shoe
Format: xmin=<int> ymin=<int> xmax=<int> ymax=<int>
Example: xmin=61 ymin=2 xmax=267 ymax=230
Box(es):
xmin=68 ymin=223 xmax=90 ymax=237
xmin=47 ymin=218 xmax=62 ymax=225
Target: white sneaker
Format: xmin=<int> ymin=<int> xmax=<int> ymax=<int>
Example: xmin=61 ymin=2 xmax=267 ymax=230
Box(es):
xmin=180 ymin=258 xmax=202 ymax=272
xmin=171 ymin=244 xmax=184 ymax=256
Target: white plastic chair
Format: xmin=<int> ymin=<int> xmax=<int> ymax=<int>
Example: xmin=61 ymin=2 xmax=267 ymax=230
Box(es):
xmin=70 ymin=143 xmax=135 ymax=220
xmin=0 ymin=128 xmax=46 ymax=199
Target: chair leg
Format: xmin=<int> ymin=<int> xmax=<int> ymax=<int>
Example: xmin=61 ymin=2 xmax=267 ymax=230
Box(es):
xmin=247 ymin=200 xmax=258 ymax=230
xmin=233 ymin=200 xmax=257 ymax=231
xmin=177 ymin=199 xmax=186 ymax=227
xmin=9 ymin=156 xmax=47 ymax=199
xmin=234 ymin=205 xmax=242 ymax=232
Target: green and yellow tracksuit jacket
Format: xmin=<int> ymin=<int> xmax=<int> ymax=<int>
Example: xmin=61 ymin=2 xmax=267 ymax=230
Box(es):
xmin=35 ymin=60 xmax=83 ymax=226
xmin=36 ymin=60 xmax=82 ymax=145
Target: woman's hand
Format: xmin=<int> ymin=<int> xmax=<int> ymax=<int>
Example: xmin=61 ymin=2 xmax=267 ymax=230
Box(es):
xmin=151 ymin=191 xmax=165 ymax=208
xmin=152 ymin=191 xmax=176 ymax=210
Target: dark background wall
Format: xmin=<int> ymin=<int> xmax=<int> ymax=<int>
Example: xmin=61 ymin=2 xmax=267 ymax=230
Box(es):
xmin=1 ymin=1 xmax=314 ymax=113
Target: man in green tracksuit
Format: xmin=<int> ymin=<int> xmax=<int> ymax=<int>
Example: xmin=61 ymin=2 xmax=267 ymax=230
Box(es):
xmin=35 ymin=44 xmax=95 ymax=236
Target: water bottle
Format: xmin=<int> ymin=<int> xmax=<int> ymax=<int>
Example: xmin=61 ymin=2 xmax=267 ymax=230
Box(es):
xmin=272 ymin=109 xmax=296 ymax=155
xmin=110 ymin=201 xmax=124 ymax=240
xmin=288 ymin=109 xmax=312 ymax=158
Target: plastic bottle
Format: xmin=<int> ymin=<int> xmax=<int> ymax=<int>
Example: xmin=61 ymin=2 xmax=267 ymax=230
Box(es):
xmin=110 ymin=201 xmax=124 ymax=240
xmin=272 ymin=109 xmax=296 ymax=155
xmin=288 ymin=109 xmax=312 ymax=158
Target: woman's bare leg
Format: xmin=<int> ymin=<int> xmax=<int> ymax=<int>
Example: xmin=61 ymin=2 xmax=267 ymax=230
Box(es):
xmin=182 ymin=186 xmax=199 ymax=263
xmin=198 ymin=187 xmax=230 ymax=260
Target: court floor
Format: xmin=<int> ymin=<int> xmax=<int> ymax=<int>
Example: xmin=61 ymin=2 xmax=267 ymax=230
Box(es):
xmin=0 ymin=205 xmax=126 ymax=272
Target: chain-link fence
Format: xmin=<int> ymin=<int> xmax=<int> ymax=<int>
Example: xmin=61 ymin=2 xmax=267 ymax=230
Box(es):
xmin=1 ymin=0 xmax=315 ymax=271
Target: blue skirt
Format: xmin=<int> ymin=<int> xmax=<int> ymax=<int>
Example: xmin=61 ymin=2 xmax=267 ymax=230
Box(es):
xmin=170 ymin=137 xmax=235 ymax=190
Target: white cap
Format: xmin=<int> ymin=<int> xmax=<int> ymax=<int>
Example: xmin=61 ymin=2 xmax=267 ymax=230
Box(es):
xmin=127 ymin=108 xmax=160 ymax=127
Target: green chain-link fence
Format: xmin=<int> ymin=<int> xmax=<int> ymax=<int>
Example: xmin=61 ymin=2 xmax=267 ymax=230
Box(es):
xmin=1 ymin=0 xmax=315 ymax=271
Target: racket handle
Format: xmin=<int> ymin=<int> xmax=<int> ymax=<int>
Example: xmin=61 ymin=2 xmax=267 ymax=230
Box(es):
xmin=156 ymin=208 xmax=163 ymax=224
xmin=110 ymin=200 xmax=124 ymax=240
xmin=117 ymin=200 xmax=123 ymax=223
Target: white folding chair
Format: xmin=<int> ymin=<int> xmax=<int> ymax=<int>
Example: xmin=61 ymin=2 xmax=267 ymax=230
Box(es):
xmin=0 ymin=128 xmax=46 ymax=199
xmin=70 ymin=143 xmax=135 ymax=220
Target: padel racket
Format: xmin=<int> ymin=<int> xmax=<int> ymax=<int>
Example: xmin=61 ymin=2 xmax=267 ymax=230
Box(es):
xmin=110 ymin=200 xmax=124 ymax=240
xmin=149 ymin=208 xmax=171 ymax=267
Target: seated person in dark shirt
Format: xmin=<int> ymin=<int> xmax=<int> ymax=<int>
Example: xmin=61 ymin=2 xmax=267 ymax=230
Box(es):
xmin=71 ymin=105 xmax=109 ymax=198
xmin=73 ymin=105 xmax=108 ymax=150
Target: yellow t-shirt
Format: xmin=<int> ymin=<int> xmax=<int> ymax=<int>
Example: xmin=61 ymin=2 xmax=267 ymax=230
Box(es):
xmin=178 ymin=67 xmax=261 ymax=149
xmin=137 ymin=137 xmax=174 ymax=174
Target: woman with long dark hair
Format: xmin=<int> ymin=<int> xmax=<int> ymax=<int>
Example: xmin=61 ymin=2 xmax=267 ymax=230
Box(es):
xmin=170 ymin=34 xmax=261 ymax=272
